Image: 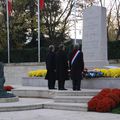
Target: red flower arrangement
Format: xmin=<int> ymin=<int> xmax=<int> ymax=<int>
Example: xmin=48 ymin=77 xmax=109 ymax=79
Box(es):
xmin=88 ymin=88 xmax=120 ymax=113
xmin=96 ymin=97 xmax=112 ymax=112
xmin=4 ymin=85 xmax=14 ymax=91
xmin=88 ymin=96 xmax=100 ymax=111
xmin=112 ymin=89 xmax=120 ymax=98
xmin=107 ymin=97 xmax=117 ymax=109
xmin=98 ymin=88 xmax=111 ymax=96
xmin=107 ymin=92 xmax=120 ymax=105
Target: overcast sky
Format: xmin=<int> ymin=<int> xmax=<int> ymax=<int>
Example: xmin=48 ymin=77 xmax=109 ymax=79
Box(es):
xmin=69 ymin=0 xmax=119 ymax=39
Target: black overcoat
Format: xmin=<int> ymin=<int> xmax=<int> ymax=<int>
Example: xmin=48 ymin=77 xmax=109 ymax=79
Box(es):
xmin=45 ymin=51 xmax=56 ymax=80
xmin=56 ymin=50 xmax=69 ymax=80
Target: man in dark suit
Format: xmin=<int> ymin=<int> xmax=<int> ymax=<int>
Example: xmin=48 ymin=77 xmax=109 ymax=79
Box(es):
xmin=69 ymin=44 xmax=84 ymax=91
xmin=56 ymin=44 xmax=69 ymax=90
xmin=45 ymin=45 xmax=56 ymax=89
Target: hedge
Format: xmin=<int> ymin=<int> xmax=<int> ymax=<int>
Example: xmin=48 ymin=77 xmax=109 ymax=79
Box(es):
xmin=0 ymin=47 xmax=48 ymax=63
xmin=0 ymin=41 xmax=120 ymax=63
xmin=108 ymin=41 xmax=120 ymax=60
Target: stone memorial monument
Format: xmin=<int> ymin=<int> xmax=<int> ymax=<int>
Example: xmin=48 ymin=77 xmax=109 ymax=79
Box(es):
xmin=0 ymin=62 xmax=18 ymax=101
xmin=82 ymin=6 xmax=109 ymax=68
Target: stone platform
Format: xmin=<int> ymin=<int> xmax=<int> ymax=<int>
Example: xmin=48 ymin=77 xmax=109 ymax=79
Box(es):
xmin=22 ymin=77 xmax=120 ymax=89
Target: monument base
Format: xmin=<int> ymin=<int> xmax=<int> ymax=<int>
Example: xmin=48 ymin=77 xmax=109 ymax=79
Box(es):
xmin=84 ymin=60 xmax=109 ymax=68
xmin=22 ymin=77 xmax=120 ymax=89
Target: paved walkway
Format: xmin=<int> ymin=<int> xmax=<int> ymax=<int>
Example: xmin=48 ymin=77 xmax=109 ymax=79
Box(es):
xmin=2 ymin=62 xmax=120 ymax=120
xmin=0 ymin=109 xmax=120 ymax=120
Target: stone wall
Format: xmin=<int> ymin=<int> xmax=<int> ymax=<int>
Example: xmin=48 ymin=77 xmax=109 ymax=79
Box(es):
xmin=4 ymin=63 xmax=46 ymax=85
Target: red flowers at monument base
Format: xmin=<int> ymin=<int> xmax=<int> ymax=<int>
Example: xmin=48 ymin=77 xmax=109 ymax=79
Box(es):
xmin=88 ymin=88 xmax=120 ymax=112
xmin=4 ymin=85 xmax=14 ymax=91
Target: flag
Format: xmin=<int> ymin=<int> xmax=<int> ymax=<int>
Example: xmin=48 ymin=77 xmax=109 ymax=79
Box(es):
xmin=8 ymin=0 xmax=12 ymax=16
xmin=40 ymin=0 xmax=44 ymax=10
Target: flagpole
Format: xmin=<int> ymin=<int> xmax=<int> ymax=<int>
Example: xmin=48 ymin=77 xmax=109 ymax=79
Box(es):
xmin=6 ymin=0 xmax=10 ymax=63
xmin=74 ymin=0 xmax=77 ymax=45
xmin=103 ymin=0 xmax=105 ymax=7
xmin=38 ymin=0 xmax=40 ymax=62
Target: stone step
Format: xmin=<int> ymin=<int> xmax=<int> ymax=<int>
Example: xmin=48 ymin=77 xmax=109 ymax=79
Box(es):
xmin=44 ymin=102 xmax=88 ymax=111
xmin=7 ymin=86 xmax=97 ymax=112
xmin=54 ymin=96 xmax=93 ymax=103
xmin=0 ymin=96 xmax=19 ymax=103
xmin=12 ymin=87 xmax=56 ymax=98
xmin=0 ymin=98 xmax=52 ymax=112
xmin=12 ymin=86 xmax=99 ymax=98
xmin=0 ymin=97 xmax=88 ymax=112
xmin=55 ymin=90 xmax=99 ymax=96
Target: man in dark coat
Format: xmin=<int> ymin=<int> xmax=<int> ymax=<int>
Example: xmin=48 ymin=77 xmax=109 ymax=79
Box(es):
xmin=56 ymin=44 xmax=69 ymax=90
xmin=69 ymin=44 xmax=84 ymax=91
xmin=45 ymin=45 xmax=56 ymax=89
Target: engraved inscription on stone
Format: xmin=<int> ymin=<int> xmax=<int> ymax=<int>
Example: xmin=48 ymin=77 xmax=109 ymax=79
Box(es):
xmin=82 ymin=6 xmax=108 ymax=67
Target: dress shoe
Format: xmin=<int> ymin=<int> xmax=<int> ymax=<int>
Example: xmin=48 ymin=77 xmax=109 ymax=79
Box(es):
xmin=53 ymin=88 xmax=57 ymax=89
xmin=49 ymin=88 xmax=57 ymax=90
xmin=73 ymin=89 xmax=81 ymax=91
xmin=63 ymin=88 xmax=67 ymax=90
xmin=59 ymin=88 xmax=67 ymax=90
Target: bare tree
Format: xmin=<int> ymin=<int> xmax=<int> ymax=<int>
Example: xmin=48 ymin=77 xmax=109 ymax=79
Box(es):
xmin=115 ymin=0 xmax=120 ymax=40
xmin=106 ymin=0 xmax=120 ymax=41
xmin=107 ymin=1 xmax=116 ymax=41
xmin=42 ymin=0 xmax=74 ymax=45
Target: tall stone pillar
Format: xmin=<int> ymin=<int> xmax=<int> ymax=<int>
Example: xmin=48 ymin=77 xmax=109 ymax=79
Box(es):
xmin=82 ymin=6 xmax=109 ymax=68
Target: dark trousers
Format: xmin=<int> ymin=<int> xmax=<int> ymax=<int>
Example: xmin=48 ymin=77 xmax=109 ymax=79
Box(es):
xmin=58 ymin=79 xmax=65 ymax=90
xmin=48 ymin=79 xmax=56 ymax=89
xmin=72 ymin=78 xmax=81 ymax=90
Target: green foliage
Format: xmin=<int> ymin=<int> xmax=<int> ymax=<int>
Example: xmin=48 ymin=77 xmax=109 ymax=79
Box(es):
xmin=0 ymin=0 xmax=39 ymax=49
xmin=10 ymin=48 xmax=38 ymax=62
xmin=111 ymin=104 xmax=120 ymax=114
xmin=0 ymin=47 xmax=48 ymax=63
xmin=108 ymin=41 xmax=120 ymax=59
xmin=10 ymin=0 xmax=37 ymax=48
xmin=0 ymin=11 xmax=7 ymax=49
xmin=0 ymin=49 xmax=8 ymax=63
xmin=0 ymin=0 xmax=72 ymax=49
